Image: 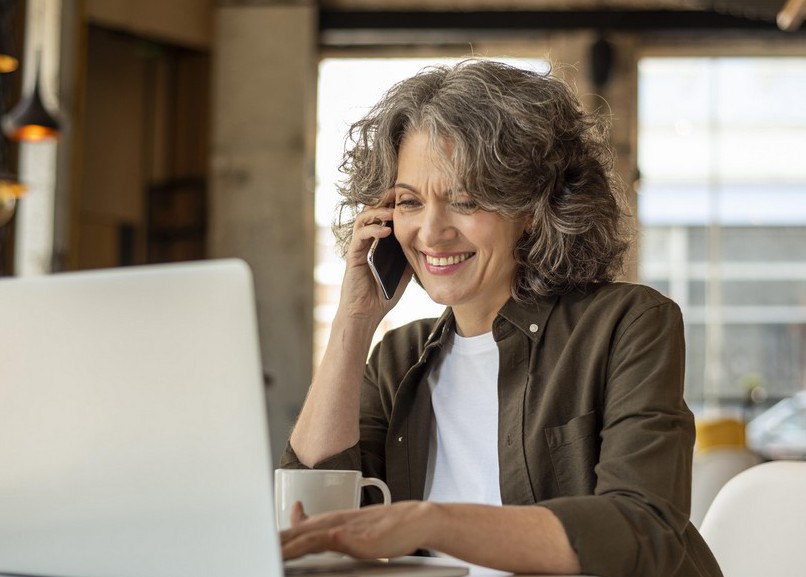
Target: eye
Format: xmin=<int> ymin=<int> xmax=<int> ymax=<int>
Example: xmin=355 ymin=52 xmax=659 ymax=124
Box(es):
xmin=395 ymin=196 xmax=421 ymax=210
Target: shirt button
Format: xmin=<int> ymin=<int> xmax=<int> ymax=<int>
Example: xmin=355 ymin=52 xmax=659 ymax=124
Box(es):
xmin=529 ymin=323 xmax=539 ymax=333
xmin=397 ymin=436 xmax=403 ymax=443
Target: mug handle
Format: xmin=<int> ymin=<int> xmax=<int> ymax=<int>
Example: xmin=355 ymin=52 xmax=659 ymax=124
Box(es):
xmin=361 ymin=476 xmax=391 ymax=505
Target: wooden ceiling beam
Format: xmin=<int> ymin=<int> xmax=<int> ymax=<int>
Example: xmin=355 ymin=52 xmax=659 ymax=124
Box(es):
xmin=320 ymin=9 xmax=801 ymax=32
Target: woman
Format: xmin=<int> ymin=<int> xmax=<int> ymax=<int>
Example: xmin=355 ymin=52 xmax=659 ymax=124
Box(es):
xmin=280 ymin=59 xmax=722 ymax=577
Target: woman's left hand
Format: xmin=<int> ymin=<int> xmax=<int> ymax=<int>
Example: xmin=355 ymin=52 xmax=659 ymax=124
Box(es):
xmin=281 ymin=501 xmax=581 ymax=574
xmin=280 ymin=501 xmax=435 ymax=561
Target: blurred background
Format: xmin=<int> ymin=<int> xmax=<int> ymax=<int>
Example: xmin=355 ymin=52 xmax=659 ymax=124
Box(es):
xmin=1 ymin=0 xmax=805 ymax=464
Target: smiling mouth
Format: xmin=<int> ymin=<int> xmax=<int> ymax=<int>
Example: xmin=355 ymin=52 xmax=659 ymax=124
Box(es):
xmin=424 ymin=252 xmax=475 ymax=267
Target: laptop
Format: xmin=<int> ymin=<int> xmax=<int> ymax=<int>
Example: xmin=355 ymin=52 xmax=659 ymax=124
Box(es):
xmin=0 ymin=259 xmax=467 ymax=577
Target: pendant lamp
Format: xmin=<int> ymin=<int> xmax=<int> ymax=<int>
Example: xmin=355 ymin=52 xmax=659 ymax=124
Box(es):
xmin=0 ymin=0 xmax=18 ymax=73
xmin=0 ymin=167 xmax=24 ymax=227
xmin=0 ymin=54 xmax=17 ymax=74
xmin=0 ymin=166 xmax=25 ymax=197
xmin=2 ymin=54 xmax=60 ymax=141
xmin=0 ymin=36 xmax=17 ymax=73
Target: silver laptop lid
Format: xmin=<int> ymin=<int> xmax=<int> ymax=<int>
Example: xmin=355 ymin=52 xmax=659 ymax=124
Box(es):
xmin=0 ymin=259 xmax=282 ymax=577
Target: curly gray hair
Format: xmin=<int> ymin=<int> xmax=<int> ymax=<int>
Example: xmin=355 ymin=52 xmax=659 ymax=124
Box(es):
xmin=334 ymin=58 xmax=631 ymax=299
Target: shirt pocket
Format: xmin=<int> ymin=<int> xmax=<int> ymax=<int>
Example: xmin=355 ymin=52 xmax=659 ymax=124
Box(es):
xmin=544 ymin=410 xmax=600 ymax=496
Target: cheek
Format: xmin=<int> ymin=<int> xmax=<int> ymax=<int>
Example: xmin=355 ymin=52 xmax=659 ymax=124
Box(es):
xmin=488 ymin=228 xmax=524 ymax=264
xmin=470 ymin=220 xmax=521 ymax=253
xmin=393 ymin=219 xmax=415 ymax=246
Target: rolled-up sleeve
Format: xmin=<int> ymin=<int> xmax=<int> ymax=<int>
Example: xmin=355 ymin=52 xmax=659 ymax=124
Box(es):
xmin=279 ymin=440 xmax=363 ymax=470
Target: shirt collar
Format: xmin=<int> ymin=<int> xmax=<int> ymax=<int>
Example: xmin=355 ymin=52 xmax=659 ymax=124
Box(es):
xmin=423 ymin=295 xmax=559 ymax=347
xmin=423 ymin=307 xmax=455 ymax=349
xmin=495 ymin=295 xmax=559 ymax=342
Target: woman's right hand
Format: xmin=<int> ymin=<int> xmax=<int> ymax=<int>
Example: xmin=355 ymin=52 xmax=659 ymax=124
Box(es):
xmin=339 ymin=200 xmax=412 ymax=324
xmin=287 ymin=196 xmax=412 ymax=467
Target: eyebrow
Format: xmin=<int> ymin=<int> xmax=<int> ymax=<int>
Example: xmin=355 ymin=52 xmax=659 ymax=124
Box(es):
xmin=393 ymin=182 xmax=459 ymax=198
xmin=393 ymin=182 xmax=418 ymax=193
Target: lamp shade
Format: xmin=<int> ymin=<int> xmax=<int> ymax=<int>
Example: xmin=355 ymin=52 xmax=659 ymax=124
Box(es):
xmin=0 ymin=167 xmax=26 ymax=198
xmin=0 ymin=26 xmax=17 ymax=73
xmin=0 ymin=54 xmax=17 ymax=73
xmin=2 ymin=68 xmax=60 ymax=141
xmin=0 ymin=167 xmax=24 ymax=228
xmin=0 ymin=0 xmax=18 ymax=73
xmin=0 ymin=37 xmax=17 ymax=73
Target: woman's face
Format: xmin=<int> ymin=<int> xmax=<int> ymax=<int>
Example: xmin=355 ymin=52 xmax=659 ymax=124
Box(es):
xmin=392 ymin=131 xmax=528 ymax=334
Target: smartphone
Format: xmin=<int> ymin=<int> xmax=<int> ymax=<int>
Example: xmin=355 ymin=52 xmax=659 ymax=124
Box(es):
xmin=367 ymin=222 xmax=408 ymax=300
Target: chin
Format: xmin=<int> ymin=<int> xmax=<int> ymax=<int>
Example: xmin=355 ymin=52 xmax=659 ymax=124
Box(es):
xmin=422 ymin=287 xmax=463 ymax=307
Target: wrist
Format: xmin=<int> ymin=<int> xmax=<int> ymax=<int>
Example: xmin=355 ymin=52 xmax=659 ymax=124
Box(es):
xmin=328 ymin=311 xmax=379 ymax=350
xmin=333 ymin=305 xmax=383 ymax=334
xmin=417 ymin=501 xmax=449 ymax=553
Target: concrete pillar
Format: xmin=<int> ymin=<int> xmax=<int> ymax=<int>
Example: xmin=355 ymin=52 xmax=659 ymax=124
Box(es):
xmin=597 ymin=33 xmax=641 ymax=283
xmin=14 ymin=0 xmax=63 ymax=275
xmin=548 ymin=31 xmax=640 ymax=282
xmin=210 ymin=2 xmax=317 ymax=464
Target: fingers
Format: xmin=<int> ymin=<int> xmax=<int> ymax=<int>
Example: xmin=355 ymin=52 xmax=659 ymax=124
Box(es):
xmin=282 ymin=509 xmax=349 ymax=539
xmin=347 ymin=206 xmax=396 ymax=269
xmin=340 ymin=201 xmax=408 ymax=310
xmin=280 ymin=505 xmax=419 ymax=561
xmin=280 ymin=510 xmax=348 ymax=560
xmin=282 ymin=527 xmax=339 ymax=560
xmin=290 ymin=501 xmax=308 ymax=527
xmin=353 ymin=207 xmax=394 ymax=241
xmin=282 ymin=521 xmax=374 ymax=561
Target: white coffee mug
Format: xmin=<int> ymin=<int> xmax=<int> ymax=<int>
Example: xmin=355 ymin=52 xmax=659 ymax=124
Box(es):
xmin=274 ymin=469 xmax=391 ymax=529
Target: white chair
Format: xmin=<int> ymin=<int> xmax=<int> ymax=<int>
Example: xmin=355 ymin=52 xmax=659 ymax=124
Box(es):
xmin=690 ymin=447 xmax=761 ymax=528
xmin=699 ymin=461 xmax=806 ymax=577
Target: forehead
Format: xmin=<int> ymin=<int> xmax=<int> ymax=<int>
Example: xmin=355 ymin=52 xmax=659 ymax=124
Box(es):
xmin=395 ymin=149 xmax=456 ymax=200
xmin=393 ymin=129 xmax=482 ymax=203
xmin=396 ymin=131 xmax=456 ymax=180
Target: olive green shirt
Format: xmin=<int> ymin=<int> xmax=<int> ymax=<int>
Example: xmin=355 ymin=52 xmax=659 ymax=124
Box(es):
xmin=281 ymin=282 xmax=723 ymax=577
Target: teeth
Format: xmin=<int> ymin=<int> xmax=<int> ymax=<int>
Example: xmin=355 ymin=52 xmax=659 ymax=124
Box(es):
xmin=425 ymin=253 xmax=473 ymax=266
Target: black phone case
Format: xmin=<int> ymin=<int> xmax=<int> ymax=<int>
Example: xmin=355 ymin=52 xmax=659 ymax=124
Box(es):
xmin=367 ymin=225 xmax=408 ymax=300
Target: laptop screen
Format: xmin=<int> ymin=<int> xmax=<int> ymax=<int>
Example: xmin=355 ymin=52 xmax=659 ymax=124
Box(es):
xmin=0 ymin=260 xmax=282 ymax=577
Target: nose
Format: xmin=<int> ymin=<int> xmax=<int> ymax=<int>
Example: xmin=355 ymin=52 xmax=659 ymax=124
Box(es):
xmin=418 ymin=203 xmax=457 ymax=247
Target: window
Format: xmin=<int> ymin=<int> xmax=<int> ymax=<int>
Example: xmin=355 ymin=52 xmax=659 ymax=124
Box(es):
xmin=638 ymin=58 xmax=806 ymax=411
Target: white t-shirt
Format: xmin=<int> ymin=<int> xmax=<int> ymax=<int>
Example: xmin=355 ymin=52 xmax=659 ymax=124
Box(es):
xmin=423 ymin=330 xmax=502 ymax=506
